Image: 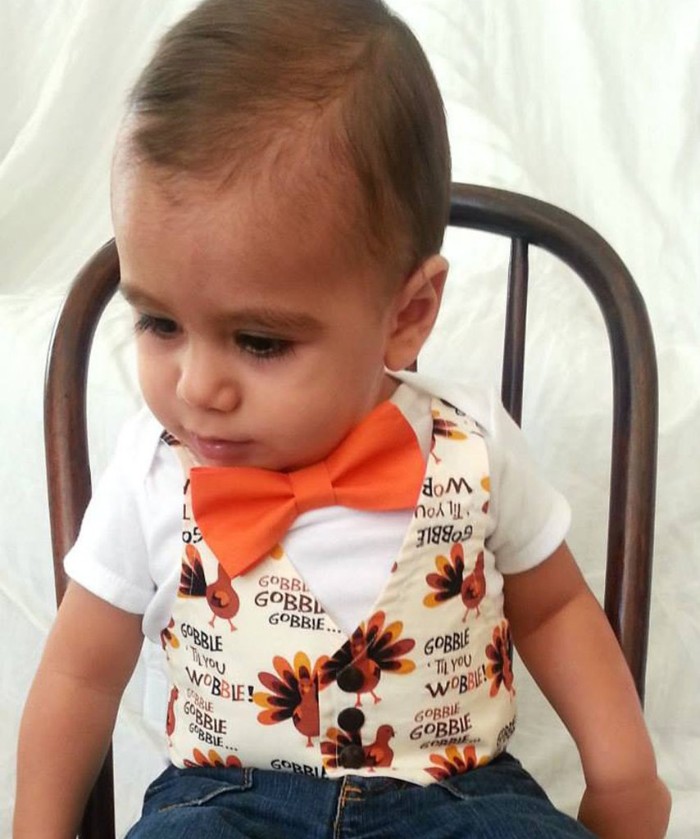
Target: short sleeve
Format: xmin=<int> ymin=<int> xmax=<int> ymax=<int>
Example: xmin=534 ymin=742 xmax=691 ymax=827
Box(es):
xmin=63 ymin=410 xmax=161 ymax=613
xmin=484 ymin=397 xmax=571 ymax=575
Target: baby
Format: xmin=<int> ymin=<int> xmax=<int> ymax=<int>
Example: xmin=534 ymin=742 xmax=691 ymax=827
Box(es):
xmin=15 ymin=1 xmax=670 ymax=837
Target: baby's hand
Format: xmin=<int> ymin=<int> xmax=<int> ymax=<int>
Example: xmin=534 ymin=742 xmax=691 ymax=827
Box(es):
xmin=578 ymin=776 xmax=671 ymax=839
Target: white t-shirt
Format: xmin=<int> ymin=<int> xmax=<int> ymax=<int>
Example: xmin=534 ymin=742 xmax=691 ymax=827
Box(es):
xmin=65 ymin=372 xmax=570 ymax=639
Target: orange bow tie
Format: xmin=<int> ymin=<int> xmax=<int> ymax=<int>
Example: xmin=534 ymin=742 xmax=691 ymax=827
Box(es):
xmin=190 ymin=401 xmax=425 ymax=579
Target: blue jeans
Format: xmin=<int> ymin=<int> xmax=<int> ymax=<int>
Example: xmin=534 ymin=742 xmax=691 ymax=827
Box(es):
xmin=125 ymin=754 xmax=596 ymax=838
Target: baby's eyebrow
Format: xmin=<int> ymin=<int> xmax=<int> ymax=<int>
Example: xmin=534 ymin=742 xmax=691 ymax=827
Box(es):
xmin=118 ymin=283 xmax=322 ymax=334
xmin=119 ymin=282 xmax=159 ymax=308
xmin=221 ymin=307 xmax=323 ymax=334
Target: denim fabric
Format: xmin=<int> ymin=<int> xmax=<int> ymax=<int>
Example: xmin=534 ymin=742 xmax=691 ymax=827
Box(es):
xmin=125 ymin=754 xmax=596 ymax=839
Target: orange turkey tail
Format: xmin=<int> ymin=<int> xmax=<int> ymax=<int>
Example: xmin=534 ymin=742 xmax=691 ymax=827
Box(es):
xmin=179 ymin=544 xmax=207 ymax=597
xmin=423 ymin=542 xmax=466 ymax=607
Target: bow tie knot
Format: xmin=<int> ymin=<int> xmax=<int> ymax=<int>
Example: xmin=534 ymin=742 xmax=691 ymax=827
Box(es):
xmin=289 ymin=461 xmax=336 ymax=514
xmin=190 ymin=400 xmax=425 ymax=579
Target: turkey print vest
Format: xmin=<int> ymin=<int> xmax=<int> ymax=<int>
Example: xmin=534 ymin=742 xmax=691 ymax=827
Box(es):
xmin=161 ymin=397 xmax=516 ymax=784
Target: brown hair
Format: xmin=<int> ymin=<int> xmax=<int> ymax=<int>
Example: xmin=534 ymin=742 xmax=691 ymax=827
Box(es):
xmin=127 ymin=0 xmax=451 ymax=278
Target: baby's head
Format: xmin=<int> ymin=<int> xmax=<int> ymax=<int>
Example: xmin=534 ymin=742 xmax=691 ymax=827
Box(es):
xmin=112 ymin=0 xmax=451 ymax=470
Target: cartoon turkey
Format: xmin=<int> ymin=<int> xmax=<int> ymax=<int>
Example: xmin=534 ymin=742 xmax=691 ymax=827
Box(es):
xmin=424 ymin=543 xmax=486 ymax=621
xmin=183 ymin=749 xmax=241 ymax=769
xmin=320 ymin=611 xmax=415 ymax=707
xmin=321 ymin=713 xmax=395 ymax=771
xmin=254 ymin=652 xmax=329 ymax=747
xmin=166 ymin=686 xmax=178 ymax=746
xmin=364 ymin=724 xmax=396 ymax=770
xmin=429 ymin=408 xmax=468 ymax=463
xmin=179 ymin=544 xmax=239 ymax=631
xmin=160 ymin=617 xmax=180 ymax=655
xmin=425 ymin=744 xmax=484 ymax=781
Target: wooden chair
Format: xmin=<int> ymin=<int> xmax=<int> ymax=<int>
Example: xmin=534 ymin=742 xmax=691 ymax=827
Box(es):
xmin=44 ymin=184 xmax=658 ymax=838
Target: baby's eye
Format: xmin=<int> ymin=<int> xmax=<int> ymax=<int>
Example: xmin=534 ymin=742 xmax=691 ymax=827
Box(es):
xmin=235 ymin=333 xmax=292 ymax=359
xmin=134 ymin=313 xmax=179 ymax=337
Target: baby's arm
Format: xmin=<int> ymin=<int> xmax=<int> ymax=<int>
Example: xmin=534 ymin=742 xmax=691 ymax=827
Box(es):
xmin=503 ymin=542 xmax=671 ymax=839
xmin=14 ymin=582 xmax=143 ymax=839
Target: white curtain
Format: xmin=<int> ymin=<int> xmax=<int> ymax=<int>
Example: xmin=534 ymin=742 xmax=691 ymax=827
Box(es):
xmin=1 ymin=1 xmax=697 ymax=835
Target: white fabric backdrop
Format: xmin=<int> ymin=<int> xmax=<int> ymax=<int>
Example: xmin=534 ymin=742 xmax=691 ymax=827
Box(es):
xmin=1 ymin=1 xmax=698 ymax=836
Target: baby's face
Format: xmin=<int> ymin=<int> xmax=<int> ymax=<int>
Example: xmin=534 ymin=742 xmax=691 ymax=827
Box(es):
xmin=112 ymin=161 xmax=401 ymax=470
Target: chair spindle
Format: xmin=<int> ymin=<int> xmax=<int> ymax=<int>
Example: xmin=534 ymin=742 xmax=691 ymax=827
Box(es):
xmin=501 ymin=237 xmax=529 ymax=425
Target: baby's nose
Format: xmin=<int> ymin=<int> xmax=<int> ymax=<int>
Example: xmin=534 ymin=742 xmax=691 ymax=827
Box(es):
xmin=177 ymin=345 xmax=240 ymax=413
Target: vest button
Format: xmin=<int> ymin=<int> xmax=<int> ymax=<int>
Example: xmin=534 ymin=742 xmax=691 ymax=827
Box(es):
xmin=337 ymin=665 xmax=364 ymax=693
xmin=337 ymin=707 xmax=365 ymax=733
xmin=338 ymin=744 xmax=365 ymax=769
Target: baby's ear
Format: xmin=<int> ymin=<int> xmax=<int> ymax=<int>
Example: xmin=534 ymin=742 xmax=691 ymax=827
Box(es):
xmin=384 ymin=254 xmax=448 ymax=371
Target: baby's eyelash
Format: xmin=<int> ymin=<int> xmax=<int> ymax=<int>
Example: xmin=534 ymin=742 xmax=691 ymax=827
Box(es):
xmin=235 ymin=333 xmax=294 ymax=360
xmin=134 ymin=313 xmax=179 ymax=337
xmin=132 ymin=317 xmax=293 ymax=359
